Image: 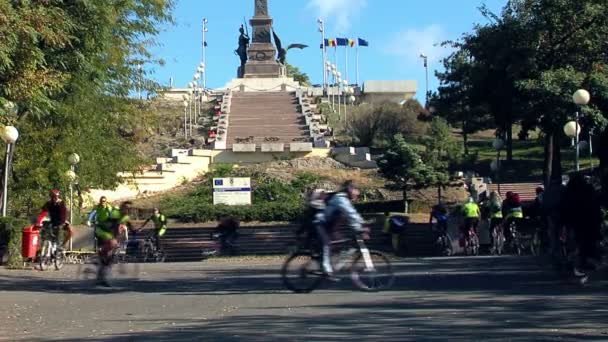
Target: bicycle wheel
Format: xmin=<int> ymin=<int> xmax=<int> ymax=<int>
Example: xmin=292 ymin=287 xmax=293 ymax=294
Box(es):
xmin=351 ymin=250 xmax=395 ymax=292
xmin=281 ymin=252 xmax=323 ymax=293
xmin=39 ymin=241 xmax=52 ymax=271
xmin=54 ymin=250 xmax=65 ymax=270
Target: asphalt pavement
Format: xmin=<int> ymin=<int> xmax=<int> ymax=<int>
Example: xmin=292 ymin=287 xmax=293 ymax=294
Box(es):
xmin=0 ymin=256 xmax=607 ymax=341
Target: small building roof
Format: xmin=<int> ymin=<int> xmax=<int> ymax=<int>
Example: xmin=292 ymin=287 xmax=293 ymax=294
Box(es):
xmin=363 ymin=80 xmax=417 ymax=94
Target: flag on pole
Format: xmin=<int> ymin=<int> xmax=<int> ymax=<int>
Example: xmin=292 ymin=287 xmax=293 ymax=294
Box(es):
xmin=358 ymin=38 xmax=369 ymax=47
xmin=348 ymin=39 xmax=356 ymax=47
xmin=328 ymin=39 xmax=337 ymax=47
xmin=336 ymin=38 xmax=348 ymax=46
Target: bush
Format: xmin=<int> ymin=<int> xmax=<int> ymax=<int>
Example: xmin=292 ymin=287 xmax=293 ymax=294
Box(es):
xmin=164 ymin=199 xmax=304 ymax=223
xmin=0 ymin=217 xmax=29 ymax=268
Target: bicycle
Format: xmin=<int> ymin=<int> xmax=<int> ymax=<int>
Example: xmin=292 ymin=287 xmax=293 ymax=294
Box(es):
xmin=140 ymin=232 xmax=166 ymax=263
xmin=490 ymin=223 xmax=505 ymax=255
xmin=506 ymin=220 xmax=525 ymax=256
xmin=281 ymin=233 xmax=395 ymax=293
xmin=38 ymin=224 xmax=66 ymax=271
xmin=432 ymin=222 xmax=453 ymax=256
xmin=463 ymin=228 xmax=479 ymax=256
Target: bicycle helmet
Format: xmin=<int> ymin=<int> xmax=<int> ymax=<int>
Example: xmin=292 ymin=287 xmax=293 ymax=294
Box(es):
xmin=49 ymin=189 xmax=60 ymax=197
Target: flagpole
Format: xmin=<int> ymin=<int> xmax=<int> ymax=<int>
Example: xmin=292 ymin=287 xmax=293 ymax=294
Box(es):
xmin=345 ymin=44 xmax=349 ymax=86
xmin=356 ymin=45 xmax=359 ymax=86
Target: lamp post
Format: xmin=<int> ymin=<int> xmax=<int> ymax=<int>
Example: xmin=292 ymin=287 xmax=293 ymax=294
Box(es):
xmin=67 ymin=152 xmax=79 ymax=250
xmin=336 ymin=71 xmax=342 ymax=120
xmin=202 ymin=18 xmax=208 ymax=89
xmin=564 ymin=120 xmax=582 ymax=172
xmin=492 ymin=138 xmax=504 ymax=194
xmin=420 ymin=54 xmax=429 ymax=107
xmin=325 ymin=62 xmax=332 ymax=104
xmin=182 ymin=99 xmax=189 ymax=138
xmin=331 ymin=68 xmax=337 ymax=111
xmin=342 ymin=80 xmax=349 ymax=122
xmin=193 ymin=73 xmax=200 ymax=135
xmin=0 ymin=125 xmax=18 ymax=217
xmin=569 ymin=89 xmax=590 ymax=172
xmin=318 ymin=19 xmax=327 ymax=91
xmin=187 ymin=84 xmax=194 ymax=137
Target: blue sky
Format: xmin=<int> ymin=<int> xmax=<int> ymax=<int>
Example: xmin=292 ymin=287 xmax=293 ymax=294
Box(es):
xmin=150 ymin=0 xmax=506 ymax=103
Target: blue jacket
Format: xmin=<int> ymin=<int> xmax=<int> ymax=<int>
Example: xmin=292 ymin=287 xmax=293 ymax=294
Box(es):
xmin=321 ymin=193 xmax=364 ymax=232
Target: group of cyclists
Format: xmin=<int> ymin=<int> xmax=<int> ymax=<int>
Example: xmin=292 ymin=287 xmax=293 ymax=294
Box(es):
xmin=430 ymin=189 xmax=529 ymax=255
xmin=36 ymin=190 xmax=168 ymax=287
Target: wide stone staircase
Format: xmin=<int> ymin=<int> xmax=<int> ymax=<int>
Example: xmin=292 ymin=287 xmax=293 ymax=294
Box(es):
xmin=226 ymin=92 xmax=311 ymax=149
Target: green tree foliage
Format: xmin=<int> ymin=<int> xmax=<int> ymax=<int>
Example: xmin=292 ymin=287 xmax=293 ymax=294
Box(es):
xmin=378 ymin=134 xmax=447 ymax=207
xmin=286 ymin=63 xmax=311 ymax=86
xmin=435 ymin=0 xmax=608 ymax=188
xmin=0 ymin=1 xmax=174 ymax=214
xmin=420 ymin=117 xmax=460 ymax=202
xmin=345 ymin=100 xmax=427 ymax=147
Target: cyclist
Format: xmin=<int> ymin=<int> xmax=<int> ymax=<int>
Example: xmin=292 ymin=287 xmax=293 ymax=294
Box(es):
xmin=87 ymin=196 xmax=115 ymax=248
xmin=139 ymin=207 xmax=168 ymax=252
xmin=35 ymin=190 xmax=73 ymax=250
xmin=502 ymin=191 xmax=523 ymax=245
xmin=96 ymin=201 xmax=132 ymax=287
xmin=461 ymin=197 xmax=481 ymax=241
xmin=318 ymin=180 xmax=366 ymax=277
xmin=486 ymin=191 xmax=503 ymax=251
xmin=215 ymin=216 xmax=240 ymax=255
xmin=430 ymin=202 xmax=449 ymax=235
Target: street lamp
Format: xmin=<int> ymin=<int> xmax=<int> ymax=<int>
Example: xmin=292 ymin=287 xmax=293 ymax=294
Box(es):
xmin=318 ymin=19 xmax=327 ymax=91
xmin=202 ymin=18 xmax=208 ymax=89
xmin=420 ymin=53 xmax=429 ymax=107
xmin=568 ymin=89 xmax=590 ymax=172
xmin=67 ymin=152 xmax=79 ymax=250
xmin=183 ymin=99 xmax=189 ymax=138
xmin=492 ymin=138 xmax=504 ymax=194
xmin=0 ymin=125 xmax=18 ymax=217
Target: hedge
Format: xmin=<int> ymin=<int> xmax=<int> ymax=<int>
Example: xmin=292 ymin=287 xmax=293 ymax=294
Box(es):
xmin=0 ymin=217 xmax=29 ymax=268
xmin=165 ymin=199 xmax=305 ymax=223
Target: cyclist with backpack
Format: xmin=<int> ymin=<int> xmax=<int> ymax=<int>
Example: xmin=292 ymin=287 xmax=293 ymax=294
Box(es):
xmin=502 ymin=191 xmax=524 ymax=246
xmin=96 ymin=201 xmax=132 ymax=287
xmin=317 ymin=180 xmax=367 ymax=277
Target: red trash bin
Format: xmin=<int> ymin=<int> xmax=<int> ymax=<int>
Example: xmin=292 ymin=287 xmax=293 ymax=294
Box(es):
xmin=22 ymin=225 xmax=40 ymax=259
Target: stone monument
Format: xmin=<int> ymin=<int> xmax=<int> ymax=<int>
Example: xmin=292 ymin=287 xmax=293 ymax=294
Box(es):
xmin=242 ymin=0 xmax=284 ymax=78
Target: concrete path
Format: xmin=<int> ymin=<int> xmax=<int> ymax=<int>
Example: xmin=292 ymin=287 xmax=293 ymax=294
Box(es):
xmin=0 ymin=256 xmax=607 ymax=341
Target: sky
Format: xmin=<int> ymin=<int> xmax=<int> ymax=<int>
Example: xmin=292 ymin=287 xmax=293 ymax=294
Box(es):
xmin=149 ymin=0 xmax=507 ymax=104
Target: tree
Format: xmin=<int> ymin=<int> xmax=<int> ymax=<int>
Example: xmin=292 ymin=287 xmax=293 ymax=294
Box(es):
xmin=436 ymin=0 xmax=608 ymax=187
xmin=286 ymin=63 xmax=310 ymax=86
xmin=0 ymin=1 xmax=174 ymax=214
xmin=344 ymin=100 xmax=427 ymax=147
xmin=420 ymin=117 xmax=459 ymax=202
xmin=378 ymin=134 xmax=446 ymax=211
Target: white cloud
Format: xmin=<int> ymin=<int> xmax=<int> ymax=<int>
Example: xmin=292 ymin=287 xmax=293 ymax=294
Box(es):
xmin=385 ymin=25 xmax=450 ymax=66
xmin=308 ymin=0 xmax=366 ymax=33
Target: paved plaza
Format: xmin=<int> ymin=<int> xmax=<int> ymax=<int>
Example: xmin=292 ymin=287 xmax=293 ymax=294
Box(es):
xmin=0 ymin=256 xmax=607 ymax=341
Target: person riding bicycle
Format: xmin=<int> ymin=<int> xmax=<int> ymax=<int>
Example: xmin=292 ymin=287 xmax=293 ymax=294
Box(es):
xmin=139 ymin=207 xmax=168 ymax=252
xmin=87 ymin=196 xmax=115 ymax=248
xmin=485 ymin=191 xmax=503 ymax=250
xmin=318 ymin=180 xmax=367 ymax=277
xmin=430 ymin=202 xmax=449 ymax=235
xmin=215 ymin=216 xmax=240 ymax=255
xmin=96 ymin=201 xmax=132 ymax=287
xmin=502 ymin=191 xmax=523 ymax=244
xmin=461 ymin=197 xmax=481 ymax=240
xmin=35 ymin=190 xmax=73 ymax=250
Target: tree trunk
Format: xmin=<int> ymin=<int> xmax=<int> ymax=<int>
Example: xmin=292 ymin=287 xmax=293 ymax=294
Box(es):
xmin=462 ymin=120 xmax=469 ymax=155
xmin=437 ymin=186 xmax=442 ymax=204
xmin=403 ymin=187 xmax=409 ymax=214
xmin=506 ymin=119 xmax=513 ymax=162
xmin=599 ymin=128 xmax=608 ymax=204
xmin=543 ymin=131 xmax=562 ymax=187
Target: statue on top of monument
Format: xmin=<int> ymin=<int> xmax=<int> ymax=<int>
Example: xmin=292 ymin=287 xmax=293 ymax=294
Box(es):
xmin=272 ymin=28 xmax=308 ymax=65
xmin=235 ymin=24 xmax=250 ymax=76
